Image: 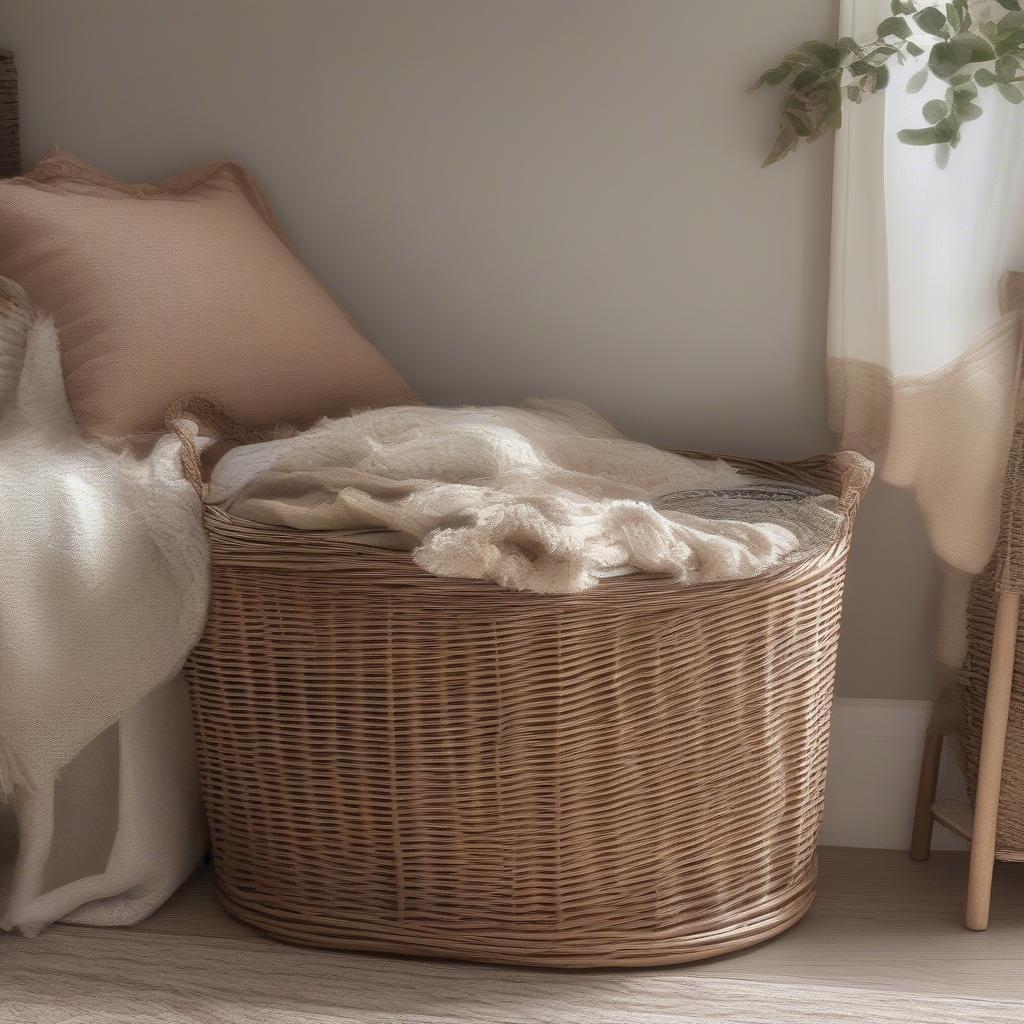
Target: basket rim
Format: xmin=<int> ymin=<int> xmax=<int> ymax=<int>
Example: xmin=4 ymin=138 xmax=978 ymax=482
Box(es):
xmin=191 ymin=447 xmax=870 ymax=599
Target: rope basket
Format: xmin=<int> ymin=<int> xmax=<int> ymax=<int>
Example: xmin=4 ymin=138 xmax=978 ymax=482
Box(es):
xmin=175 ymin=414 xmax=871 ymax=968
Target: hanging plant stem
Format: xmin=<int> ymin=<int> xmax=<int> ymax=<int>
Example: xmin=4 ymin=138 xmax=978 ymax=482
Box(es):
xmin=757 ymin=0 xmax=1024 ymax=166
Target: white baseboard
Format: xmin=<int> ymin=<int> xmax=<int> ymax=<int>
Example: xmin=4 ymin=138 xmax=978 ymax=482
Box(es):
xmin=820 ymin=697 xmax=969 ymax=851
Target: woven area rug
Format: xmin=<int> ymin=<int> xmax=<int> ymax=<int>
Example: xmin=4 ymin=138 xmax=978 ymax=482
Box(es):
xmin=2 ymin=925 xmax=1020 ymax=1024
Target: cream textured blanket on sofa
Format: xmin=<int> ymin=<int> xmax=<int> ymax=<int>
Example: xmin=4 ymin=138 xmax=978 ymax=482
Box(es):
xmin=216 ymin=401 xmax=842 ymax=593
xmin=0 ymin=278 xmax=210 ymax=934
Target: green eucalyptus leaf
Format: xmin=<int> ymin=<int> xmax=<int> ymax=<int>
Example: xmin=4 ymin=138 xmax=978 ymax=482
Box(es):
xmin=784 ymin=111 xmax=813 ymax=137
xmin=762 ymin=126 xmax=799 ymax=167
xmin=998 ymin=11 xmax=1024 ymax=28
xmin=756 ymin=63 xmax=793 ymax=88
xmin=879 ymin=15 xmax=912 ymax=38
xmin=947 ymin=3 xmax=963 ymax=32
xmin=849 ymin=58 xmax=875 ymax=76
xmin=823 ymin=106 xmax=843 ymax=132
xmin=954 ymin=31 xmax=995 ymax=59
xmin=929 ymin=40 xmax=965 ymax=78
xmin=799 ymin=40 xmax=842 ymax=68
xmin=906 ymin=40 xmax=926 ymax=56
xmin=915 ymin=6 xmax=949 ymax=35
xmin=997 ymin=0 xmax=1023 ymax=10
xmin=861 ymin=66 xmax=890 ymax=93
xmin=959 ymin=100 xmax=984 ymax=119
xmin=952 ymin=32 xmax=996 ymax=62
xmin=998 ymin=80 xmax=1024 ymax=100
xmin=897 ymin=121 xmax=956 ymax=145
xmin=996 ymin=54 xmax=1020 ymax=80
xmin=995 ymin=27 xmax=1024 ymax=55
xmin=975 ymin=66 xmax=999 ymax=84
xmin=792 ymin=68 xmax=819 ymax=90
xmin=923 ymin=98 xmax=949 ymax=122
xmin=907 ymin=65 xmax=930 ymax=92
xmin=837 ymin=35 xmax=864 ymax=55
xmin=847 ymin=84 xmax=863 ymax=102
xmin=892 ymin=0 xmax=916 ymax=12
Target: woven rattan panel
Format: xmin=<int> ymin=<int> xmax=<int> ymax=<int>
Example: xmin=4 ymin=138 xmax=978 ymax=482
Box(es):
xmin=0 ymin=50 xmax=19 ymax=178
xmin=960 ymin=271 xmax=1024 ymax=847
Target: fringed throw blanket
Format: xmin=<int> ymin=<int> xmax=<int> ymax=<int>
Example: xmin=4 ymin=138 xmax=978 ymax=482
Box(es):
xmin=211 ymin=401 xmax=843 ymax=593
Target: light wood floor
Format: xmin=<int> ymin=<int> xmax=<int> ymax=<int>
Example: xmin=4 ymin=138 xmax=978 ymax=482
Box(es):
xmin=4 ymin=846 xmax=1024 ymax=1022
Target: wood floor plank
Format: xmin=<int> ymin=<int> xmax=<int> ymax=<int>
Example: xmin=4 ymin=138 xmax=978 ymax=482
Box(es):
xmin=4 ymin=926 xmax=1022 ymax=1024
xmin=2 ymin=847 xmax=1023 ymax=1023
xmin=682 ymin=847 xmax=1024 ymax=1000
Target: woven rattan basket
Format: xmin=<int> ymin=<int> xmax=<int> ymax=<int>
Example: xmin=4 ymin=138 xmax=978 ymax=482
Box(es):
xmin=959 ymin=405 xmax=1024 ymax=850
xmin=956 ymin=272 xmax=1024 ymax=852
xmin=0 ymin=49 xmax=21 ymax=178
xmin=175 ymin=416 xmax=870 ymax=968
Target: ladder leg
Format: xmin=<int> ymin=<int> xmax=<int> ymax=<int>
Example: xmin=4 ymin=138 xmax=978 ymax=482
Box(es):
xmin=966 ymin=590 xmax=1019 ymax=931
xmin=910 ymin=731 xmax=943 ymax=861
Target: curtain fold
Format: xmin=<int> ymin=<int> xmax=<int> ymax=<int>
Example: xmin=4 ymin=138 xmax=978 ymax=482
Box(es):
xmin=830 ymin=0 xmax=1024 ymax=667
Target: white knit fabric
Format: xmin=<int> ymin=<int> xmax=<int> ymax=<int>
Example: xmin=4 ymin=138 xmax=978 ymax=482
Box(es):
xmin=0 ymin=278 xmax=209 ymax=934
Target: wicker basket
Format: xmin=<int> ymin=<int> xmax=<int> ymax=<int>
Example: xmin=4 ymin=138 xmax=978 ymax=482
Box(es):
xmin=956 ymin=273 xmax=1024 ymax=852
xmin=176 ymin=419 xmax=871 ymax=968
xmin=959 ymin=409 xmax=1024 ymax=850
xmin=0 ymin=49 xmax=21 ymax=179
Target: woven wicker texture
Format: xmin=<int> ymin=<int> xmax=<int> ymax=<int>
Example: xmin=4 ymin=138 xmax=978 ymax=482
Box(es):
xmin=0 ymin=50 xmax=19 ymax=178
xmin=181 ymin=427 xmax=870 ymax=968
xmin=960 ymin=565 xmax=1024 ymax=848
xmin=960 ymin=270 xmax=1024 ymax=847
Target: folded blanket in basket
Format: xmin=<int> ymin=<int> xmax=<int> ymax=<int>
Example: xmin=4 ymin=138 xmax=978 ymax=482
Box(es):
xmin=209 ymin=401 xmax=842 ymax=594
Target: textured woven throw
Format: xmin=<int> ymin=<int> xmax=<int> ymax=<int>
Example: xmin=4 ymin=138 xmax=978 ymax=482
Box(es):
xmin=0 ymin=277 xmax=209 ymax=799
xmin=211 ymin=401 xmax=843 ymax=594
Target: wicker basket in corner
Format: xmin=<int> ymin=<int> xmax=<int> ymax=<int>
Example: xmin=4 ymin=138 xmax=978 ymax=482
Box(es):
xmin=0 ymin=49 xmax=22 ymax=178
xmin=176 ymin=422 xmax=871 ymax=968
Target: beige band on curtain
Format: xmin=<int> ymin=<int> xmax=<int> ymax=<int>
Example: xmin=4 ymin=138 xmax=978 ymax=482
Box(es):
xmin=828 ymin=310 xmax=1019 ymax=578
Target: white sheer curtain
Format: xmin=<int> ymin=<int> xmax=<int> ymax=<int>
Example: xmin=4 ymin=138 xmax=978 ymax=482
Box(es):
xmin=830 ymin=0 xmax=1024 ymax=666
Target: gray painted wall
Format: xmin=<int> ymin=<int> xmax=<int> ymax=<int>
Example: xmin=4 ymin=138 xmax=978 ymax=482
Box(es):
xmin=2 ymin=0 xmax=938 ymax=698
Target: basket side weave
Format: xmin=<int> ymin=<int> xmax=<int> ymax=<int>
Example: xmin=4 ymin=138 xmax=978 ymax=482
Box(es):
xmin=183 ymin=440 xmax=868 ymax=967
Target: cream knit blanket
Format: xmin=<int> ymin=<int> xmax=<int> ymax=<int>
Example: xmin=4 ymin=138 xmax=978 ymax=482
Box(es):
xmin=218 ymin=401 xmax=839 ymax=593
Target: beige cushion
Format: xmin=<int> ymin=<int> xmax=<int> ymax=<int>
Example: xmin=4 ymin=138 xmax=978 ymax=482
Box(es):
xmin=0 ymin=151 xmax=415 ymax=439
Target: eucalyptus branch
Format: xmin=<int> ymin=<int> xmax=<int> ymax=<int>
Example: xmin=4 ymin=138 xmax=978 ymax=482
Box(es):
xmin=757 ymin=0 xmax=1024 ymax=166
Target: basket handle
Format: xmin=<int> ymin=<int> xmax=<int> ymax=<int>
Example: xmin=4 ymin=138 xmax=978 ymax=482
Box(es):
xmin=165 ymin=394 xmax=297 ymax=499
xmin=832 ymin=450 xmax=874 ymax=526
xmin=167 ymin=415 xmax=205 ymax=497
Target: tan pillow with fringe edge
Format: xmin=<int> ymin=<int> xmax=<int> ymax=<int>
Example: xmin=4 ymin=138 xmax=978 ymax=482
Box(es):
xmin=0 ymin=150 xmax=415 ymax=440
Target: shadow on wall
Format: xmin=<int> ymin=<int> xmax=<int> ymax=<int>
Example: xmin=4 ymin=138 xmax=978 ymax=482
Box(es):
xmin=836 ymin=480 xmax=942 ymax=701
